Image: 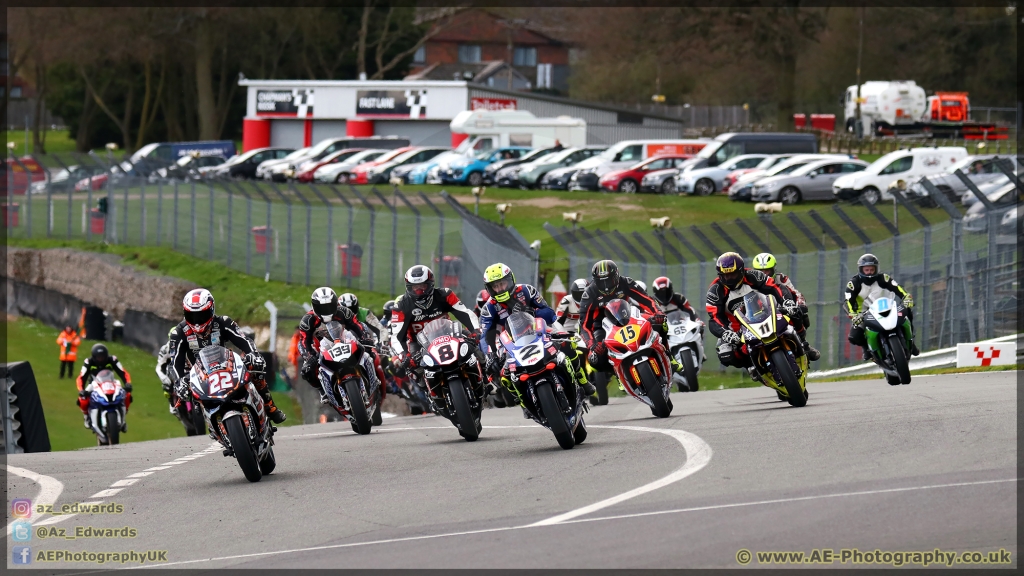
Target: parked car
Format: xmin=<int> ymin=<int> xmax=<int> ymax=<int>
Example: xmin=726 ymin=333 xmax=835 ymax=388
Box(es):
xmin=539 ymin=165 xmax=584 ymax=190
xmin=569 ymin=139 xmax=709 ymax=191
xmin=440 ymin=147 xmax=530 ymax=186
xmin=998 ymin=205 xmax=1019 ymax=236
xmin=205 ymin=147 xmax=294 ymax=180
xmin=314 ymin=149 xmax=387 ymax=183
xmin=959 ymin=175 xmax=1016 ymax=208
xmin=271 ymin=136 xmax=412 ymax=182
xmin=598 ymin=155 xmax=693 ymax=193
xmin=364 ymin=147 xmax=448 ymax=184
xmin=296 ymin=149 xmax=370 ymax=183
xmin=346 ymin=147 xmax=417 ymax=185
xmin=673 ymin=154 xmax=771 ymax=196
xmin=493 ymin=163 xmax=526 ymax=188
xmin=694 ymin=132 xmax=818 ymax=168
xmin=751 ymin=158 xmax=868 ymax=204
xmin=7 ymin=156 xmax=48 ymax=194
xmin=397 ymin=151 xmax=465 ymax=185
xmin=154 ymin=154 xmax=227 ymax=181
xmin=962 ymin=182 xmax=1020 ymax=233
xmin=31 ymin=164 xmax=106 ymax=194
xmin=255 ymin=147 xmax=309 ymax=180
xmin=519 ymin=147 xmax=606 ymax=189
xmin=833 ymin=147 xmax=968 ymax=204
xmin=729 ymin=154 xmax=852 ymax=202
xmin=482 ymin=147 xmax=557 ymax=185
xmin=722 ymin=154 xmax=800 ymax=192
xmin=904 ymin=155 xmax=1018 ymax=207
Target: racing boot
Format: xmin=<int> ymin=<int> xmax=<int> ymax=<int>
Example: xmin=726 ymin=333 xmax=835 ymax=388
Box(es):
xmin=83 ymin=413 xmax=91 ymax=429
xmin=910 ymin=340 xmax=920 ymax=356
xmin=254 ymin=378 xmax=287 ymax=423
xmin=802 ymin=340 xmax=821 ymax=361
xmin=569 ymin=359 xmax=596 ymax=396
xmin=862 ymin=346 xmax=873 ymax=361
xmin=746 ymin=366 xmax=763 ymax=384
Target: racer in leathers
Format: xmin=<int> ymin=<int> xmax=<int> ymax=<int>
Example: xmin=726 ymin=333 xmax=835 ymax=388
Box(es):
xmin=705 ymin=252 xmax=806 ymax=380
xmin=751 ymin=253 xmax=821 ymax=361
xmin=389 ymin=265 xmax=482 ymax=398
xmin=473 ymin=289 xmax=489 ymax=318
xmin=298 ymin=287 xmax=385 ymax=404
xmin=156 ymin=327 xmax=178 ymax=412
xmin=845 ymin=253 xmax=919 ymax=360
xmin=340 ymin=292 xmax=386 ymax=341
xmin=581 ymin=260 xmax=674 ymax=374
xmin=478 ymin=264 xmax=594 ymax=400
xmin=77 ymin=343 xmax=133 ymax=430
xmin=170 ymin=289 xmax=285 ymax=423
xmin=554 ymin=279 xmax=587 ymax=333
xmin=651 ymin=276 xmax=699 ymax=321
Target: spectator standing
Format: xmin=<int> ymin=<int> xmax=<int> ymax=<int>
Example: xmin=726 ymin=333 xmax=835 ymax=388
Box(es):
xmin=57 ymin=325 xmax=81 ymax=379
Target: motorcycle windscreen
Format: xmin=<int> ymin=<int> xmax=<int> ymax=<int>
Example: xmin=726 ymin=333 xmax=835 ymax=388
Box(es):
xmin=198 ymin=345 xmax=233 ymax=373
xmin=506 ymin=311 xmax=537 ymax=344
xmin=666 ymin=310 xmax=685 ymax=323
xmin=417 ymin=318 xmax=458 ymax=348
xmin=741 ymin=292 xmax=773 ymax=324
xmin=324 ymin=320 xmax=351 ymax=343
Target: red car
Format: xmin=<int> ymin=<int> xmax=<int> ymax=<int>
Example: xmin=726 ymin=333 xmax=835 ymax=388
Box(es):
xmin=5 ymin=157 xmax=47 ymax=195
xmin=296 ymin=148 xmax=369 ymax=183
xmin=346 ymin=147 xmax=416 ymax=184
xmin=598 ymin=155 xmax=692 ymax=193
xmin=75 ymin=173 xmax=109 ymax=191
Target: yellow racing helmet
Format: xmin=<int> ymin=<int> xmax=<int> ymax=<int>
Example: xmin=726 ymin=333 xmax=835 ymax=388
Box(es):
xmin=751 ymin=252 xmax=777 ymax=276
xmin=484 ymin=263 xmax=516 ymax=302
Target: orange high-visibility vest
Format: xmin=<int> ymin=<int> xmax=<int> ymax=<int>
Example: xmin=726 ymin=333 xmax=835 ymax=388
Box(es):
xmin=57 ymin=329 xmax=82 ymax=361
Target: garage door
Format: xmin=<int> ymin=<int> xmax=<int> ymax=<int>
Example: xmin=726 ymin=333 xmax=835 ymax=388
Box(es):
xmin=374 ymin=121 xmax=452 ymax=146
xmin=270 ymin=120 xmax=305 ymax=148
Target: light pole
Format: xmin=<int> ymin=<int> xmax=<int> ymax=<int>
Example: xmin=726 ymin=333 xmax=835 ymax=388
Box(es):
xmin=855 ymin=7 xmax=865 ymax=138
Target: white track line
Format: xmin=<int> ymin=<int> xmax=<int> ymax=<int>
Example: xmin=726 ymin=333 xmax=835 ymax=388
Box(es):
xmin=3 ymin=465 xmax=64 ymax=535
xmin=130 ymin=477 xmax=1015 ymax=569
xmin=529 ymin=424 xmax=713 ymax=526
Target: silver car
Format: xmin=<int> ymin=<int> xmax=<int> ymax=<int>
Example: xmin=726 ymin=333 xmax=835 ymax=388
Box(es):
xmin=752 ymin=158 xmax=868 ymax=204
xmin=905 ymin=154 xmax=1019 ymax=207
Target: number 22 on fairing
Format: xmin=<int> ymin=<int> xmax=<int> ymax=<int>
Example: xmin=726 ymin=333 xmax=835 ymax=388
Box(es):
xmin=208 ymin=371 xmax=234 ymax=394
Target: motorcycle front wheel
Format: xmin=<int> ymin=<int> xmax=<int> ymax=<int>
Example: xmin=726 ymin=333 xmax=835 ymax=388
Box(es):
xmin=536 ymin=381 xmax=574 ymax=450
xmin=771 ymin=349 xmax=806 ymax=407
xmin=638 ymin=363 xmax=672 ymax=418
xmin=449 ymin=380 xmax=479 ymax=442
xmin=344 ymin=379 xmax=373 ymax=435
xmin=889 ymin=334 xmax=911 ymax=384
xmin=224 ymin=416 xmax=262 ymax=482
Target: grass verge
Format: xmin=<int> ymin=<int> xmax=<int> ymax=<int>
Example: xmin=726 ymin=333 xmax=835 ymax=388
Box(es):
xmin=9 ymin=238 xmax=393 ymax=323
xmin=5 ymin=316 xmax=301 ymax=452
xmin=812 ymin=363 xmax=1018 ymax=383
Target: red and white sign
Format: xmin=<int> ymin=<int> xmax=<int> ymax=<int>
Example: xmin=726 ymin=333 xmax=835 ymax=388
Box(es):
xmin=956 ymin=342 xmax=1016 ymax=368
xmin=647 ymin=141 xmax=707 ymax=157
xmin=471 ymin=97 xmax=517 ymax=112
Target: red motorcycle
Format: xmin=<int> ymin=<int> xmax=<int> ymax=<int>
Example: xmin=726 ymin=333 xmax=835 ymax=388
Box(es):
xmin=601 ymin=299 xmax=674 ymax=418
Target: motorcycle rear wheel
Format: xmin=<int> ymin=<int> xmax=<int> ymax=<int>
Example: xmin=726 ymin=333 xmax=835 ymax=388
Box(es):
xmin=345 ymin=380 xmax=372 ymax=435
xmin=225 ymin=416 xmax=262 ymax=482
xmin=537 ymin=381 xmax=574 ymax=450
xmin=638 ymin=363 xmax=672 ymax=418
xmin=449 ymin=380 xmax=479 ymax=442
xmin=771 ymin=349 xmax=806 ymax=407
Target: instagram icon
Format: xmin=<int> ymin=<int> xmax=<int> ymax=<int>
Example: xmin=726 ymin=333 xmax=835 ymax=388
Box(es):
xmin=11 ymin=499 xmax=32 ymax=519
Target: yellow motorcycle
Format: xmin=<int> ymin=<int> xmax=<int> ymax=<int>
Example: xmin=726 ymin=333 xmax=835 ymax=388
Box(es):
xmin=735 ymin=292 xmax=809 ymax=407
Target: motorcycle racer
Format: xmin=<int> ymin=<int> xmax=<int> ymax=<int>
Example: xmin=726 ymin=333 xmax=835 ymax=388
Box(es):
xmin=76 ymin=343 xmax=133 ymax=430
xmin=845 ymin=253 xmax=919 ymax=360
xmin=750 ymin=252 xmax=820 ymax=361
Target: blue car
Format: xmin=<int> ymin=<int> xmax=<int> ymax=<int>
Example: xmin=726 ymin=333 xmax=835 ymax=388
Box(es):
xmin=403 ymin=151 xmax=467 ymax=185
xmin=440 ymin=147 xmax=532 ymax=186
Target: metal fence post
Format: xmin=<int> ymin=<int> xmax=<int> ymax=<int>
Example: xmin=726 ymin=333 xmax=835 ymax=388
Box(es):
xmin=86 ymin=181 xmax=93 ymax=242
xmin=290 ymin=184 xmax=313 ymax=286
xmin=328 ymin=185 xmax=355 ymax=287
xmin=246 ymin=189 xmax=253 ymax=276
xmin=156 ymin=181 xmax=163 ymax=246
xmin=394 ymin=189 xmax=422 ymax=268
xmin=190 ymin=180 xmax=197 ymax=256
xmin=268 ymin=183 xmax=293 ymax=283
xmin=418 ymin=191 xmax=445 ymax=274
xmin=140 ymin=178 xmax=146 ymax=244
xmin=226 ymin=183 xmax=233 ymax=267
xmin=122 ymin=177 xmax=130 ymax=244
xmin=11 ymin=156 xmax=33 ymax=238
xmin=308 ymin=184 xmax=335 ymax=285
xmin=370 ymin=187 xmax=398 ymax=296
xmin=173 ymin=180 xmax=179 ymax=250
xmin=106 ymin=180 xmax=114 ymax=243
xmin=208 ymin=181 xmax=215 ymax=260
xmin=349 ymin=186 xmax=377 ymax=292
xmin=786 ymin=213 xmax=827 ymax=355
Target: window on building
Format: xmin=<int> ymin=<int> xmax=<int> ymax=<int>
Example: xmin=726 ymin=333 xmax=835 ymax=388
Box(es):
xmin=458 ymin=45 xmax=481 ymax=63
xmin=513 ymin=46 xmax=537 ymax=67
xmin=10 ymin=86 xmax=22 ymax=98
xmin=413 ymin=46 xmax=426 ymax=63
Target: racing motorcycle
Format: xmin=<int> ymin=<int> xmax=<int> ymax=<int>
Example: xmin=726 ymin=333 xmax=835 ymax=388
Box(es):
xmin=416 ymin=318 xmax=484 ymax=441
xmin=317 ymin=321 xmax=384 ymax=434
xmin=87 ymin=369 xmax=128 ymax=446
xmin=499 ymin=311 xmax=588 ymax=450
xmin=601 ymin=299 xmax=674 ymax=418
xmin=735 ymin=292 xmax=808 ymax=407
xmin=858 ymin=294 xmax=913 ymax=385
xmin=666 ymin=310 xmax=704 ymax=392
xmin=187 ymin=346 xmax=276 ymax=482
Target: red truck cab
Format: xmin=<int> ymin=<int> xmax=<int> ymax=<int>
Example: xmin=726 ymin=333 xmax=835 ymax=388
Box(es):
xmin=926 ymin=92 xmax=970 ymax=123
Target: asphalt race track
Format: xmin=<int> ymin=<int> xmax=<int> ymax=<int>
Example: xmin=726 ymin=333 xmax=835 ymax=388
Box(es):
xmin=5 ymin=371 xmax=1017 ymax=570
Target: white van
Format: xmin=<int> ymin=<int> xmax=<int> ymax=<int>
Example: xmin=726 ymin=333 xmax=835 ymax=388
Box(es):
xmin=449 ymin=109 xmax=586 ymax=152
xmin=568 ymin=138 xmax=711 ymax=191
xmin=833 ymin=147 xmax=967 ymax=204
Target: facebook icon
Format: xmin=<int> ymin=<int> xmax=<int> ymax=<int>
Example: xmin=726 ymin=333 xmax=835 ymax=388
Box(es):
xmin=13 ymin=546 xmax=32 ymax=565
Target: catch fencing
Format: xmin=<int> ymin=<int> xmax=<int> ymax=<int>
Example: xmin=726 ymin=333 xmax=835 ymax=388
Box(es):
xmin=547 ymin=168 xmax=1019 ymax=371
xmin=6 ymin=154 xmax=467 ymax=301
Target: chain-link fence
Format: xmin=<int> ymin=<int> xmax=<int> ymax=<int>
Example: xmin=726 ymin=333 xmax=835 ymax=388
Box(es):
xmin=546 ymin=169 xmax=1019 ymax=370
xmin=5 ymin=154 xmax=465 ymax=300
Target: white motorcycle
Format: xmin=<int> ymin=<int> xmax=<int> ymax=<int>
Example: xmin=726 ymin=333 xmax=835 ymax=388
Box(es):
xmin=666 ymin=310 xmax=705 ymax=392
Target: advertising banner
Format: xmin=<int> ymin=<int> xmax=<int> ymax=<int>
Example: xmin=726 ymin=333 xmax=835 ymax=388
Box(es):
xmin=356 ymin=89 xmax=428 ymax=118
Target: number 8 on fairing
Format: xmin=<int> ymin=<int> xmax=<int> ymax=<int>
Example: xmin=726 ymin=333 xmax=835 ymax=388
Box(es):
xmin=437 ymin=344 xmax=456 ymax=362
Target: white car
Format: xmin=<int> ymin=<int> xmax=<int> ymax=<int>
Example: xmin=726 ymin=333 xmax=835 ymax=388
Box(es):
xmin=673 ymin=154 xmax=771 ymax=195
xmin=313 ymin=149 xmax=388 ymax=183
xmin=256 ymin=147 xmax=309 ymax=180
xmin=728 ymin=154 xmax=852 ymax=201
xmin=833 ymin=147 xmax=968 ymax=205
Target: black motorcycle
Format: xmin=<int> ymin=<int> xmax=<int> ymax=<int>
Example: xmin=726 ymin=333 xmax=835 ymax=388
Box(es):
xmin=416 ymin=319 xmax=485 ymax=441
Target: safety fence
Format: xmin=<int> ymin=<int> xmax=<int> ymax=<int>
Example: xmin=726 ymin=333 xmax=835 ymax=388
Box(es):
xmin=546 ymin=171 xmax=1019 ymax=371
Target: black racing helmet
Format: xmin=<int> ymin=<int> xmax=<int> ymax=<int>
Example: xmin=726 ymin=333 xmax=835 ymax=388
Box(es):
xmin=591 ymin=260 xmax=620 ymax=296
xmin=90 ymin=343 xmax=110 ymax=365
xmin=857 ymin=253 xmax=881 ymax=282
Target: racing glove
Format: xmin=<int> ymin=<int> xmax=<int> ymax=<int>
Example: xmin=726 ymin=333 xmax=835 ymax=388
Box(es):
xmin=244 ymin=352 xmax=266 ymax=376
xmin=720 ymin=330 xmax=741 ymax=346
xmin=903 ymin=295 xmax=914 ymax=308
xmin=649 ymin=313 xmax=667 ymax=331
xmin=851 ymin=313 xmax=865 ymax=328
xmin=781 ymin=300 xmax=799 ymax=317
